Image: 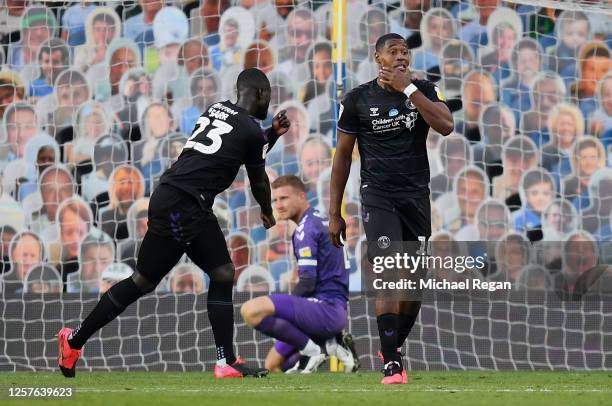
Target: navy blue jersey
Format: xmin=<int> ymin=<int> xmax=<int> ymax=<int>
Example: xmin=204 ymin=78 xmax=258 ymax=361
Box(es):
xmin=160 ymin=100 xmax=268 ymax=206
xmin=292 ymin=207 xmax=350 ymax=304
xmin=337 ymin=79 xmax=447 ymax=195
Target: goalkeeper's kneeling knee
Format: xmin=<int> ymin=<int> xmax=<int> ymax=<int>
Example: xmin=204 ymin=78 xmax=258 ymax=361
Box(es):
xmin=241 ymin=296 xmax=275 ymax=328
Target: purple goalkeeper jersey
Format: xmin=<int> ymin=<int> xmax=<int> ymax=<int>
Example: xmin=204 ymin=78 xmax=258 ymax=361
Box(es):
xmin=292 ymin=207 xmax=350 ymax=305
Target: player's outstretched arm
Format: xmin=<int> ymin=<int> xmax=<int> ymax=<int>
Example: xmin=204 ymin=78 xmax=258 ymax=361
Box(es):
xmin=329 ymin=131 xmax=356 ymax=247
xmin=246 ymin=165 xmax=275 ymax=229
xmin=379 ymin=66 xmax=454 ymax=136
xmin=264 ymin=109 xmax=291 ymax=151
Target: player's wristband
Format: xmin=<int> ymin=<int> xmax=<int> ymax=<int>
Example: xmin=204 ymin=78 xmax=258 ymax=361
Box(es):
xmin=403 ymin=83 xmax=418 ymax=99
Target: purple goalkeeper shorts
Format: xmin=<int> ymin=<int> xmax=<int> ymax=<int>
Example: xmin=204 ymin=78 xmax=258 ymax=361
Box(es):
xmin=270 ymin=294 xmax=347 ymax=358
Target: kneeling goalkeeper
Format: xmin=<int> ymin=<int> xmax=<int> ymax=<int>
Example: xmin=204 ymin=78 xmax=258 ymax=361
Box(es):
xmin=241 ymin=176 xmax=358 ymax=373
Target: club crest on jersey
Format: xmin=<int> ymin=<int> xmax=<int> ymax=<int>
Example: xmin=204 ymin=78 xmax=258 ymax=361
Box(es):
xmin=377 ymin=236 xmax=391 ymax=249
xmin=299 ymin=247 xmax=312 ymax=258
xmin=389 ymin=108 xmax=399 ymax=117
xmin=404 ymin=111 xmax=418 ymax=130
xmin=405 ymin=100 xmax=416 ymax=110
xmin=369 ymin=107 xmax=379 ymax=117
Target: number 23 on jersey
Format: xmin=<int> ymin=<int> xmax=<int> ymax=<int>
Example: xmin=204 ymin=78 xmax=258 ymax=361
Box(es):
xmin=184 ymin=116 xmax=234 ymax=155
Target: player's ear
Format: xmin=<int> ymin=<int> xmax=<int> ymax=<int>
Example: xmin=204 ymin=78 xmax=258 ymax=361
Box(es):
xmin=374 ymin=51 xmax=380 ymax=66
xmin=257 ymin=87 xmax=269 ymax=100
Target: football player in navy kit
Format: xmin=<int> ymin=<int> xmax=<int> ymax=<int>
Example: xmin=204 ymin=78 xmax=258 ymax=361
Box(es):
xmin=329 ymin=33 xmax=453 ymax=384
xmin=58 ymin=68 xmax=291 ymax=379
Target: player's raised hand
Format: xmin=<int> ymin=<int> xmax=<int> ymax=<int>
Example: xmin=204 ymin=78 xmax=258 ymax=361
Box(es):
xmin=261 ymin=211 xmax=276 ymax=229
xmin=379 ymin=66 xmax=412 ymax=93
xmin=329 ymin=215 xmax=347 ymax=248
xmin=272 ymin=110 xmax=291 ymax=137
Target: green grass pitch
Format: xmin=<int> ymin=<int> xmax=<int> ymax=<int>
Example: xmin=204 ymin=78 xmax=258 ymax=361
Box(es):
xmin=1 ymin=371 xmax=611 ymax=405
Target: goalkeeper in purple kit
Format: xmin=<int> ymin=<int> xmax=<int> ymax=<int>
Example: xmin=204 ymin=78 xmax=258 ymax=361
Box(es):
xmin=241 ymin=175 xmax=358 ymax=373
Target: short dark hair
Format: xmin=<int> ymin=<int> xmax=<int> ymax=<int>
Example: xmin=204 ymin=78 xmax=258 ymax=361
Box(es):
xmin=512 ymin=38 xmax=541 ymax=68
xmin=308 ymin=41 xmax=332 ymax=72
xmin=55 ymin=69 xmax=87 ymax=87
xmin=37 ymin=144 xmax=55 ymax=158
xmin=582 ymin=42 xmax=610 ymax=61
xmin=59 ymin=199 xmax=92 ymax=225
xmin=236 ymin=68 xmax=270 ymax=92
xmin=0 ymin=225 xmax=17 ymax=236
xmin=271 ymin=175 xmax=307 ymax=193
xmin=38 ymin=38 xmax=69 ymax=63
xmin=80 ymin=232 xmax=113 ymax=256
xmin=375 ymin=33 xmax=405 ymax=52
xmin=25 ymin=264 xmax=60 ymax=283
xmin=312 ymin=41 xmax=332 ymax=57
xmin=522 ymin=169 xmax=554 ymax=192
xmin=505 ymin=136 xmax=537 ymax=161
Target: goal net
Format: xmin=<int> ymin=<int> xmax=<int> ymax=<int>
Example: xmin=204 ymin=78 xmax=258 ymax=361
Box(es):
xmin=1 ymin=0 xmax=612 ymax=372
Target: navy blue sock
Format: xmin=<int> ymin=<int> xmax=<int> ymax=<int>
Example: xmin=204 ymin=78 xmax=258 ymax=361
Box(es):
xmin=207 ymin=280 xmax=236 ymax=365
xmin=397 ymin=313 xmax=418 ymax=349
xmin=68 ymin=277 xmax=143 ymax=349
xmin=377 ymin=313 xmax=400 ymax=363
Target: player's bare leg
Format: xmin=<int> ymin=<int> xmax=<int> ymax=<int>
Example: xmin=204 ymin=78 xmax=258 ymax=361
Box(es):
xmin=242 ymin=298 xmax=299 ymax=373
xmin=241 ymin=296 xmax=275 ymax=327
xmin=264 ymin=347 xmax=285 ymax=372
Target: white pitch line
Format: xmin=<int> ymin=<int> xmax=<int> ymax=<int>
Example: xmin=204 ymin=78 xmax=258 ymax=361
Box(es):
xmin=72 ymin=387 xmax=611 ymax=393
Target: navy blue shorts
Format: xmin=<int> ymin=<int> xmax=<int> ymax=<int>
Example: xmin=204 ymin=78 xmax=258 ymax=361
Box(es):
xmin=137 ymin=184 xmax=230 ymax=284
xmin=361 ymin=186 xmax=431 ymax=262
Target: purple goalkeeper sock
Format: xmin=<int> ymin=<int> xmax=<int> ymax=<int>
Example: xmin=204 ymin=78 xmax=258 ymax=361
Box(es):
xmin=281 ymin=352 xmax=302 ymax=372
xmin=256 ymin=316 xmax=309 ymax=350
